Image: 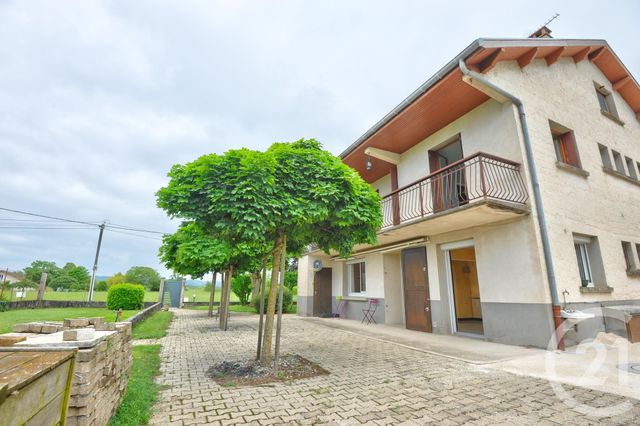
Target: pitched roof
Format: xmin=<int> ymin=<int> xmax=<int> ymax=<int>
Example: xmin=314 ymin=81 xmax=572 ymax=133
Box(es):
xmin=342 ymin=38 xmax=640 ymax=183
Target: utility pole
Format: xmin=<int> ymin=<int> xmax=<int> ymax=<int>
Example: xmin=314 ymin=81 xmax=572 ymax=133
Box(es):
xmin=88 ymin=222 xmax=106 ymax=302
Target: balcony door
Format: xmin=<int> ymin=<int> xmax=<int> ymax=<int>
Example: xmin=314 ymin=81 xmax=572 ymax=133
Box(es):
xmin=429 ymin=137 xmax=468 ymax=213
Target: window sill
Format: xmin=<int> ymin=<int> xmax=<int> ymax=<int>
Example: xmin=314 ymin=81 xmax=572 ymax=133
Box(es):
xmin=602 ymin=166 xmax=640 ymax=186
xmin=627 ymin=269 xmax=640 ymax=278
xmin=344 ymin=295 xmax=368 ymax=302
xmin=556 ymin=162 xmax=589 ymax=178
xmin=601 ymin=110 xmax=625 ymax=126
xmin=579 ymin=285 xmax=613 ymax=294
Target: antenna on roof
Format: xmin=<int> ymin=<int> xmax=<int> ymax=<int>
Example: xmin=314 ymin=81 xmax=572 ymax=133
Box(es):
xmin=529 ymin=13 xmax=559 ymax=38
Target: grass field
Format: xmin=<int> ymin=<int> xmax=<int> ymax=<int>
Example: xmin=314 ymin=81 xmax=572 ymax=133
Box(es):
xmin=132 ymin=310 xmax=174 ymax=340
xmin=7 ymin=286 xmax=238 ymax=304
xmin=109 ymin=345 xmax=161 ymax=426
xmin=0 ymin=307 xmax=139 ymax=334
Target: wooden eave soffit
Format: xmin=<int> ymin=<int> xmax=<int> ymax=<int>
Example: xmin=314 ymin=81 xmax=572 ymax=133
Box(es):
xmin=364 ymin=147 xmax=401 ymax=165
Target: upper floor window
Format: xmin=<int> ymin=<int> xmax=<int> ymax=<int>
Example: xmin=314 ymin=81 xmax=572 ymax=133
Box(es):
xmin=550 ymin=121 xmax=581 ymax=169
xmin=626 ymin=157 xmax=638 ymax=180
xmin=598 ymin=144 xmax=612 ymax=169
xmin=595 ymin=83 xmax=621 ymax=123
xmin=612 ymin=150 xmax=626 ymax=174
xmin=347 ymin=261 xmax=366 ymax=294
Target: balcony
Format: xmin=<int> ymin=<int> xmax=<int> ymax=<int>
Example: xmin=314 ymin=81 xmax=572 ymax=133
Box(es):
xmin=380 ymin=153 xmax=529 ymax=233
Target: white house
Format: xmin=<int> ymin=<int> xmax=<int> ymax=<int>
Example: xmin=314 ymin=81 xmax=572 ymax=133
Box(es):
xmin=296 ymin=32 xmax=640 ymax=349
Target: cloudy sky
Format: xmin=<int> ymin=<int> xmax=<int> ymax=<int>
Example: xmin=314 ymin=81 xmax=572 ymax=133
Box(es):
xmin=1 ymin=0 xmax=638 ymax=278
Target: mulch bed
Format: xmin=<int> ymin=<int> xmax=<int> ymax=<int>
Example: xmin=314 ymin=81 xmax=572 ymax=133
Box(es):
xmin=206 ymin=354 xmax=329 ymax=386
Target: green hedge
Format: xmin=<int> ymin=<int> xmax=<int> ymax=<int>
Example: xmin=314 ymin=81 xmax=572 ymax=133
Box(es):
xmin=253 ymin=286 xmax=292 ymax=314
xmin=107 ymin=283 xmax=145 ymax=310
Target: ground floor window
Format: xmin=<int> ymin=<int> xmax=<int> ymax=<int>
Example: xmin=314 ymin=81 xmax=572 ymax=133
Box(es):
xmin=573 ymin=234 xmax=609 ymax=290
xmin=348 ymin=261 xmax=366 ymax=293
xmin=574 ymin=240 xmax=593 ymax=287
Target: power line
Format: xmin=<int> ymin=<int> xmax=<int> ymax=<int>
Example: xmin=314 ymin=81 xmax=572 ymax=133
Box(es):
xmin=0 ymin=207 xmax=100 ymax=226
xmin=106 ymin=228 xmax=165 ymax=241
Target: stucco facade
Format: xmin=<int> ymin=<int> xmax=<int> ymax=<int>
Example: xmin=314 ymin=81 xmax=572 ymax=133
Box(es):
xmin=297 ymin=37 xmax=640 ymax=349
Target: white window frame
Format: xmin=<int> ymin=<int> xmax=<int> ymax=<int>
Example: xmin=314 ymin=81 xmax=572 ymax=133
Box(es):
xmin=346 ymin=260 xmax=366 ymax=295
xmin=574 ymin=235 xmax=594 ymax=288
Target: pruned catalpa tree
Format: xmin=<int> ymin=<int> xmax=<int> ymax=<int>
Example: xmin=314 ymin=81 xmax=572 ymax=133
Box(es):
xmin=156 ymin=139 xmax=381 ymax=365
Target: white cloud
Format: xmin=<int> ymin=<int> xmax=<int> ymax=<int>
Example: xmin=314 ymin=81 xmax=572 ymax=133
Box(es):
xmin=0 ymin=0 xmax=638 ymax=276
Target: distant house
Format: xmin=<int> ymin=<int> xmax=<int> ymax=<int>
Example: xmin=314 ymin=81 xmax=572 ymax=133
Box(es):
xmin=297 ymin=33 xmax=640 ymax=349
xmin=0 ymin=270 xmax=24 ymax=284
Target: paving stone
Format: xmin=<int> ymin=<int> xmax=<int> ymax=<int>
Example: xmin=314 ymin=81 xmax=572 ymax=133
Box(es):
xmin=148 ymin=309 xmax=640 ymax=425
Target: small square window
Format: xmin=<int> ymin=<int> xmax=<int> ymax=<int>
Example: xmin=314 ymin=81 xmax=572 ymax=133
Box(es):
xmin=626 ymin=157 xmax=638 ymax=180
xmin=612 ymin=150 xmax=626 ymax=174
xmin=598 ymin=144 xmax=612 ymax=169
xmin=348 ymin=261 xmax=366 ymax=293
xmin=595 ymin=83 xmax=620 ymax=120
xmin=550 ymin=121 xmax=581 ymax=168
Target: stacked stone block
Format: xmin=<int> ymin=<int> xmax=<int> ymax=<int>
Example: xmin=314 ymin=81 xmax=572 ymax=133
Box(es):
xmin=2 ymin=318 xmax=133 ymax=426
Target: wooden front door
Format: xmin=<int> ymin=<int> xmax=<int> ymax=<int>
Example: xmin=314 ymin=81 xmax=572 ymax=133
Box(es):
xmin=402 ymin=247 xmax=432 ymax=332
xmin=313 ymin=268 xmax=333 ymax=317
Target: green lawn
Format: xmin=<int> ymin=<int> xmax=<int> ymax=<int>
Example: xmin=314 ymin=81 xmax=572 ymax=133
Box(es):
xmin=9 ymin=286 xmax=237 ymax=304
xmin=109 ymin=345 xmax=161 ymax=426
xmin=132 ymin=310 xmax=174 ymax=340
xmin=0 ymin=308 xmax=139 ymax=334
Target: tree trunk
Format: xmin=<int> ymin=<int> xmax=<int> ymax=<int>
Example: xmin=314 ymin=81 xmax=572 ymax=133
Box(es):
xmin=256 ymin=261 xmax=267 ymax=360
xmin=219 ymin=270 xmax=227 ymax=328
xmin=261 ymin=230 xmax=284 ymax=366
xmin=222 ymin=266 xmax=233 ymax=330
xmin=250 ymin=272 xmax=260 ymax=305
xmin=208 ymin=271 xmax=217 ymax=318
xmin=274 ymin=235 xmax=287 ymax=370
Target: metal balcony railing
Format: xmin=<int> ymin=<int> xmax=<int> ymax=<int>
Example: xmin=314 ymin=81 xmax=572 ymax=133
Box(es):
xmin=381 ymin=152 xmax=529 ymax=229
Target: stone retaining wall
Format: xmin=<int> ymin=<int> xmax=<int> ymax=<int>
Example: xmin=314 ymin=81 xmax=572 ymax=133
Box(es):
xmin=2 ymin=319 xmax=133 ymax=426
xmin=125 ymin=302 xmax=161 ymax=325
xmin=67 ymin=323 xmax=132 ymax=426
xmin=5 ymin=300 xmax=157 ymax=310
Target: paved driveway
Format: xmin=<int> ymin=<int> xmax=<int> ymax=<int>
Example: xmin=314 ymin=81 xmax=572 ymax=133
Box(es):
xmin=150 ymin=309 xmax=640 ymax=425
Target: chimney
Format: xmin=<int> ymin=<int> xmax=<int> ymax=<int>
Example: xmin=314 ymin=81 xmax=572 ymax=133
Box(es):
xmin=529 ymin=25 xmax=553 ymax=38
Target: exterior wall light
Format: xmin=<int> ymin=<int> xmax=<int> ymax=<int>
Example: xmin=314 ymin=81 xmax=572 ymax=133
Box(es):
xmin=366 ymin=157 xmax=373 ymax=171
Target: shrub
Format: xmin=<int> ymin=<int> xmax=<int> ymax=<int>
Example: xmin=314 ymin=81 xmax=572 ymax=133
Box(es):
xmin=231 ymin=274 xmax=252 ymax=305
xmin=95 ymin=280 xmax=108 ymax=291
xmin=253 ymin=286 xmax=292 ymax=314
xmin=107 ymin=283 xmax=145 ymax=310
xmin=0 ymin=300 xmax=8 ymax=312
xmin=284 ymin=271 xmax=297 ymax=290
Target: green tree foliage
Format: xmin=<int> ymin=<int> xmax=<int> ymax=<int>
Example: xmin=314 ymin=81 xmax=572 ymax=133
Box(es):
xmin=159 ymin=222 xmax=231 ymax=279
xmin=126 ymin=267 xmax=161 ymax=291
xmin=156 ymin=139 xmax=381 ymax=364
xmin=107 ymin=283 xmax=145 ymax=310
xmin=62 ymin=263 xmax=90 ymax=290
xmin=23 ymin=260 xmax=60 ymax=286
xmin=231 ymin=274 xmax=252 ymax=305
xmin=284 ymin=271 xmax=297 ymax=290
xmin=95 ymin=280 xmax=108 ymax=291
xmin=107 ymin=273 xmax=127 ymax=287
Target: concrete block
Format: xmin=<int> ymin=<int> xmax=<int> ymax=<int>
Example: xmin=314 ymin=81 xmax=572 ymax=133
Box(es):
xmin=12 ymin=323 xmax=31 ymax=333
xmin=95 ymin=322 xmax=116 ymax=331
xmin=64 ymin=318 xmax=90 ymax=328
xmin=63 ymin=328 xmax=96 ymax=341
xmin=87 ymin=317 xmax=105 ymax=327
xmin=40 ymin=324 xmax=61 ymax=334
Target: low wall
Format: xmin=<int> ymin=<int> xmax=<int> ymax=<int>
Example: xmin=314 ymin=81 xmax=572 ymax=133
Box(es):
xmin=5 ymin=300 xmax=158 ymax=310
xmin=181 ymin=301 xmax=240 ymax=307
xmin=3 ymin=320 xmax=133 ymax=426
xmin=126 ymin=302 xmax=162 ymax=326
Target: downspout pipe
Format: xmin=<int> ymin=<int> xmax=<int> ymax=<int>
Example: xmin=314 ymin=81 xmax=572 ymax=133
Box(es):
xmin=458 ymin=59 xmax=564 ymax=350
